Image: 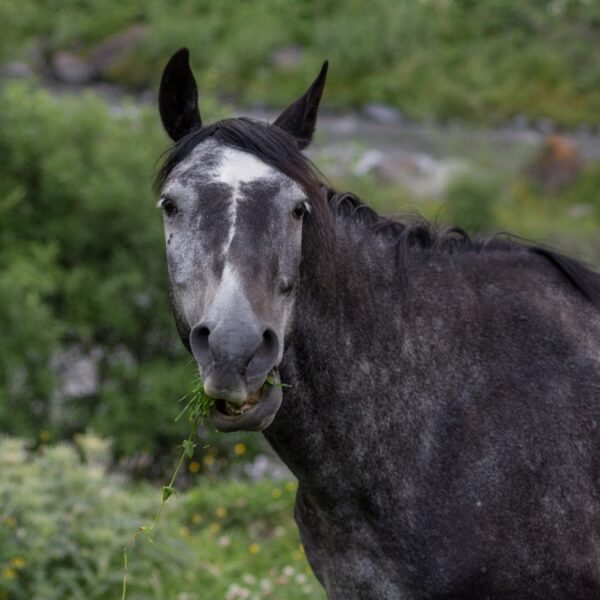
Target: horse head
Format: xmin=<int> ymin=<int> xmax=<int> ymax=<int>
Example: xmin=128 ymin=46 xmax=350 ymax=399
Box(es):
xmin=156 ymin=49 xmax=327 ymax=432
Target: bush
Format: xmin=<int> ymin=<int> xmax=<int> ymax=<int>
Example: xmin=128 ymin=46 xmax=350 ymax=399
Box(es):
xmin=0 ymin=435 xmax=323 ymax=600
xmin=0 ymin=83 xmax=169 ymax=451
xmin=4 ymin=1 xmax=600 ymax=125
xmin=0 ymin=82 xmax=268 ymax=467
xmin=0 ymin=435 xmax=190 ymax=599
xmin=567 ymin=162 xmax=600 ymax=216
xmin=443 ymin=176 xmax=499 ymax=234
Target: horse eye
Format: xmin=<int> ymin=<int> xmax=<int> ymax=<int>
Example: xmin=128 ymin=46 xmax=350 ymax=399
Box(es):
xmin=292 ymin=203 xmax=306 ymax=220
xmin=279 ymin=280 xmax=295 ymax=295
xmin=160 ymin=197 xmax=178 ymax=217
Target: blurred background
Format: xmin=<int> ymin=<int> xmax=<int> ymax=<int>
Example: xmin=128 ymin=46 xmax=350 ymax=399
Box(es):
xmin=2 ymin=1 xmax=600 ymax=598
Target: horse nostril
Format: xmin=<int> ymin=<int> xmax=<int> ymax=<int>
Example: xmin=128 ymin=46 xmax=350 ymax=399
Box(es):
xmin=189 ymin=323 xmax=212 ymax=365
xmin=262 ymin=328 xmax=277 ymax=354
xmin=245 ymin=327 xmax=280 ymax=382
xmin=197 ymin=325 xmax=210 ymax=351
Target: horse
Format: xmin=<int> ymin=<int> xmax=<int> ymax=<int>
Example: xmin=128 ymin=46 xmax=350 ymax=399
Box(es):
xmin=155 ymin=48 xmax=600 ymax=599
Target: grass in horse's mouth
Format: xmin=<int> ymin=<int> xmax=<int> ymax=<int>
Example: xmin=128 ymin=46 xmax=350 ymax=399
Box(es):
xmin=189 ymin=372 xmax=283 ymax=418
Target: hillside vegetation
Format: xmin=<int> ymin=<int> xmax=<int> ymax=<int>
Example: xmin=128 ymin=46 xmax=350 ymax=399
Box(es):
xmin=3 ymin=0 xmax=600 ymax=126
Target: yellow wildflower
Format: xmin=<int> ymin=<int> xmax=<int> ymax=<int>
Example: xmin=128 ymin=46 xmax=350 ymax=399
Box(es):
xmin=215 ymin=506 xmax=228 ymax=518
xmin=188 ymin=461 xmax=201 ymax=473
xmin=2 ymin=568 xmax=15 ymax=580
xmin=233 ymin=443 xmax=246 ymax=456
xmin=271 ymin=488 xmax=282 ymax=499
xmin=248 ymin=542 xmax=261 ymax=554
xmin=9 ymin=557 xmax=25 ymax=569
xmin=203 ymin=455 xmax=215 ymax=466
xmin=192 ymin=513 xmax=203 ymax=525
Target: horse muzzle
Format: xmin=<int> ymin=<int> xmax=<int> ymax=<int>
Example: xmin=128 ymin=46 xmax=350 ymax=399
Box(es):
xmin=189 ymin=318 xmax=283 ymax=431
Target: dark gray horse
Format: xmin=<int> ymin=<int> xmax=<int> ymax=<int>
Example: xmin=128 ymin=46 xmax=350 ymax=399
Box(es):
xmin=155 ymin=48 xmax=600 ymax=599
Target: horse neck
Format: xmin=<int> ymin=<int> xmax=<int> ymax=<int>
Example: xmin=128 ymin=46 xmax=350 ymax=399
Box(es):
xmin=263 ymin=220 xmax=403 ymax=483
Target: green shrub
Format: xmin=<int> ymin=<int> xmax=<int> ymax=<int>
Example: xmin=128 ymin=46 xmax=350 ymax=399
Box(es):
xmin=567 ymin=162 xmax=600 ymax=216
xmin=4 ymin=0 xmax=600 ymax=125
xmin=0 ymin=435 xmax=191 ymax=599
xmin=443 ymin=176 xmax=499 ymax=234
xmin=0 ymin=83 xmax=167 ymax=448
xmin=0 ymin=436 xmax=323 ymax=600
xmin=0 ymin=82 xmax=269 ymax=467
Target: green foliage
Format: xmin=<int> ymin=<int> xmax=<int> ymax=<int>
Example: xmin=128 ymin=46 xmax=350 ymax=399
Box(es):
xmin=444 ymin=176 xmax=499 ymax=233
xmin=4 ymin=0 xmax=600 ymax=125
xmin=0 ymin=435 xmax=189 ymax=600
xmin=0 ymin=82 xmax=268 ymax=466
xmin=122 ymin=391 xmax=204 ymax=600
xmin=0 ymin=242 xmax=62 ymax=433
xmin=566 ymin=162 xmax=600 ymax=216
xmin=178 ymin=479 xmax=324 ymax=599
xmin=0 ymin=83 xmax=168 ymax=448
xmin=0 ymin=436 xmax=323 ymax=600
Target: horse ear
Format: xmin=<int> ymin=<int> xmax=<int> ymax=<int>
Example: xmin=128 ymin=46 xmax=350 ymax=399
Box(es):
xmin=273 ymin=61 xmax=328 ymax=150
xmin=159 ymin=48 xmax=202 ymax=142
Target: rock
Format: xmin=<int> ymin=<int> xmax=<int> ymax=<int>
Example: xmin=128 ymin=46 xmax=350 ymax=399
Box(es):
xmin=348 ymin=145 xmax=470 ymax=198
xmin=326 ymin=115 xmax=359 ymax=136
xmin=48 ymin=345 xmax=103 ymax=426
xmin=88 ymin=24 xmax=148 ymax=78
xmin=362 ymin=103 xmax=404 ymax=124
xmin=311 ymin=141 xmax=365 ymax=178
xmin=1 ymin=61 xmax=33 ymax=79
xmin=50 ymin=24 xmax=148 ymax=84
xmin=271 ymin=45 xmax=305 ymax=70
xmin=576 ymin=124 xmax=593 ymax=138
xmin=51 ymin=51 xmax=96 ymax=84
xmin=376 ymin=154 xmax=469 ymax=198
xmin=567 ymin=203 xmax=593 ymax=219
xmin=353 ymin=149 xmax=385 ymax=176
xmin=511 ymin=113 xmax=530 ymax=130
xmin=524 ymin=134 xmax=583 ymax=193
xmin=536 ymin=117 xmax=555 ymax=135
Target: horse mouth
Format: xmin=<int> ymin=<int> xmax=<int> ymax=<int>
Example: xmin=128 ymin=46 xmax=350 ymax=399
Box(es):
xmin=210 ymin=370 xmax=283 ymax=432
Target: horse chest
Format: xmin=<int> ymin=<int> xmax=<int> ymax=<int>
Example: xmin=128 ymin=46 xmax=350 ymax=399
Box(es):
xmin=294 ymin=486 xmax=418 ymax=600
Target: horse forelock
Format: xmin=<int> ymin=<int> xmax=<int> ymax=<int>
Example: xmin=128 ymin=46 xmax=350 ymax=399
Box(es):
xmin=154 ymin=117 xmax=324 ymax=198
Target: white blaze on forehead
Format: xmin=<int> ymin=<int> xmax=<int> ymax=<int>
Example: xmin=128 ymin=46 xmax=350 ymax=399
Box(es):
xmin=216 ymin=147 xmax=275 ymax=187
xmin=209 ymin=263 xmax=251 ymax=321
xmin=215 ymin=147 xmax=278 ymax=255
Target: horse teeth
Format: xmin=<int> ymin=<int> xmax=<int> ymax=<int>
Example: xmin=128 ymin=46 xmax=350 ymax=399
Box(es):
xmin=223 ymin=389 xmax=264 ymax=416
xmin=225 ymin=402 xmax=242 ymax=416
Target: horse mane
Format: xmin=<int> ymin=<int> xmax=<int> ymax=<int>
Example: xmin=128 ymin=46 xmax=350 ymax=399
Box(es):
xmin=155 ymin=117 xmax=600 ymax=309
xmin=328 ymin=189 xmax=600 ymax=308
